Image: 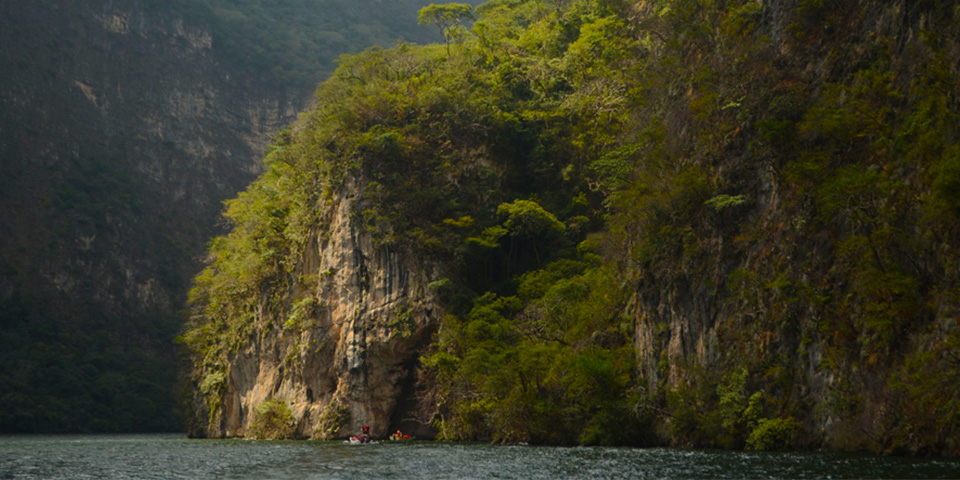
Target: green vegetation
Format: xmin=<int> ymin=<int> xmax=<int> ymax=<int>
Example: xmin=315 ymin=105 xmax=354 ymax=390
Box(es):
xmin=0 ymin=294 xmax=180 ymax=433
xmin=418 ymin=3 xmax=476 ymax=54
xmin=248 ymin=398 xmax=296 ymax=439
xmin=314 ymin=399 xmax=349 ymax=440
xmin=184 ymin=0 xmax=960 ymax=455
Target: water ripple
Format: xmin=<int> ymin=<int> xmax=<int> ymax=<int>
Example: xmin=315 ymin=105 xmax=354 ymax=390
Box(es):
xmin=1 ymin=434 xmax=958 ymax=479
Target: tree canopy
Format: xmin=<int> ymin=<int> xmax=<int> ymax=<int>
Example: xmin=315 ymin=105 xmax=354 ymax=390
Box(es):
xmin=418 ymin=3 xmax=475 ymax=54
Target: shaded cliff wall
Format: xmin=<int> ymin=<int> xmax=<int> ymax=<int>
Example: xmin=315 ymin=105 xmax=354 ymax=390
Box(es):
xmin=0 ymin=0 xmax=303 ymax=431
xmin=628 ymin=0 xmax=960 ymax=454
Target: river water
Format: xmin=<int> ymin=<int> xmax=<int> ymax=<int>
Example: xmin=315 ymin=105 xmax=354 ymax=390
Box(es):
xmin=1 ymin=433 xmax=958 ymax=479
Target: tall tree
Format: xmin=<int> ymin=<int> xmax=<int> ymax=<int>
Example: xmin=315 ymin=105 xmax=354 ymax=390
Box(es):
xmin=418 ymin=3 xmax=474 ymax=55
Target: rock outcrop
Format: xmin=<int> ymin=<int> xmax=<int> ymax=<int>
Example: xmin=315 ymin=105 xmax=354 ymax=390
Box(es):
xmin=196 ymin=178 xmax=442 ymax=439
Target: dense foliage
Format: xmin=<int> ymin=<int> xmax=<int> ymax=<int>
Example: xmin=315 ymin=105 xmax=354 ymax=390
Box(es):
xmin=608 ymin=0 xmax=960 ymax=454
xmin=0 ymin=294 xmax=179 ymax=432
xmin=0 ymin=153 xmax=181 ymax=432
xmin=184 ymin=0 xmax=960 ymax=454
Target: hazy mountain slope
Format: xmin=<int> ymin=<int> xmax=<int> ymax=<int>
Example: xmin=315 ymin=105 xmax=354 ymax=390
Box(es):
xmin=0 ymin=0 xmax=462 ymax=433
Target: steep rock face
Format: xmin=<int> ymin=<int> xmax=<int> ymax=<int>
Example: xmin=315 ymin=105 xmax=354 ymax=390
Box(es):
xmin=1 ymin=0 xmax=301 ymax=312
xmin=629 ymin=0 xmax=960 ymax=454
xmin=198 ymin=178 xmax=442 ymax=439
xmin=0 ymin=0 xmax=305 ymax=431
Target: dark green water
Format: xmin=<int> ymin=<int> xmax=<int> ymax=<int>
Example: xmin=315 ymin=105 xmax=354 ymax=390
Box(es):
xmin=1 ymin=434 xmax=958 ymax=479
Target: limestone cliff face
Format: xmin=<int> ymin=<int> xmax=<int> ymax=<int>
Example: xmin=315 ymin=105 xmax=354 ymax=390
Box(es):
xmin=199 ymin=178 xmax=442 ymax=439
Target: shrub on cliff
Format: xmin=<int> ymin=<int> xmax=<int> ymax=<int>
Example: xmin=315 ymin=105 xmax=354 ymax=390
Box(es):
xmin=248 ymin=398 xmax=296 ymax=440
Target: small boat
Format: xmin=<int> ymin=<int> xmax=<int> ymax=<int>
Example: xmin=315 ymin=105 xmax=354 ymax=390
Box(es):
xmin=344 ymin=436 xmax=378 ymax=445
xmin=389 ymin=431 xmax=415 ymax=441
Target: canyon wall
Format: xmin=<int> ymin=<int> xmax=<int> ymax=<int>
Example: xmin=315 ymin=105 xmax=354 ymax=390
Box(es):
xmin=628 ymin=0 xmax=960 ymax=453
xmin=181 ymin=0 xmax=959 ymax=454
xmin=0 ymin=0 xmax=305 ymax=431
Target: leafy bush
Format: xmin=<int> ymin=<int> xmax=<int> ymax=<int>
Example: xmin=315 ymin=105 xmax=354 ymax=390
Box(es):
xmin=248 ymin=398 xmax=296 ymax=440
xmin=746 ymin=417 xmax=800 ymax=451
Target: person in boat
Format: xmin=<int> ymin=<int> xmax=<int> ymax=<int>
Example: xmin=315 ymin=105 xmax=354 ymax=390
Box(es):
xmin=360 ymin=424 xmax=371 ymax=443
